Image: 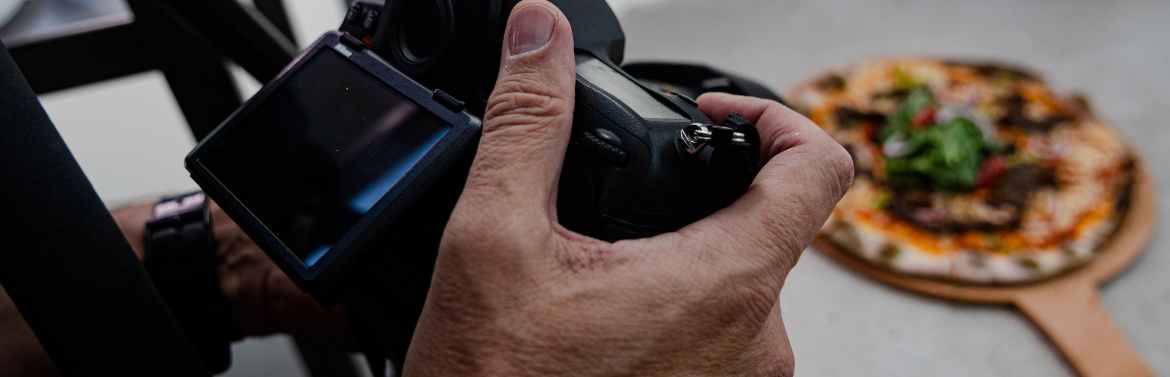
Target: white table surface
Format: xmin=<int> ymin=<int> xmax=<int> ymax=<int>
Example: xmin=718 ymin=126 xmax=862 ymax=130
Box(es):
xmin=617 ymin=1 xmax=1169 ymax=375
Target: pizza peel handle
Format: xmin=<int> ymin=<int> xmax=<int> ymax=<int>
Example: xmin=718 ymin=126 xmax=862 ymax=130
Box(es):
xmin=1014 ymin=281 xmax=1152 ymax=377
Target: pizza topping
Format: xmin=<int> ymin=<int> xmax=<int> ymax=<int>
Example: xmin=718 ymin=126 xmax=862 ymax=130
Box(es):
xmin=884 ymin=117 xmax=988 ymax=191
xmin=997 ymin=93 xmax=1072 ymax=133
xmin=887 ymin=189 xmax=1020 ymax=232
xmin=815 ymin=74 xmax=848 ymax=91
xmin=862 ymin=123 xmax=881 ymax=144
xmin=834 ymin=106 xmax=886 ymax=129
xmin=881 ymin=86 xmax=934 ymax=141
xmin=882 ymin=134 xmax=912 ymax=158
xmin=911 ymin=106 xmax=937 ymax=128
xmin=1016 ymin=257 xmax=1041 ymax=271
xmin=887 ymin=190 xmax=948 ymax=230
xmin=989 ymin=164 xmax=1057 ymax=208
xmin=937 ymin=104 xmax=1001 ymax=146
xmin=947 ymin=196 xmax=1019 ymax=230
xmin=949 ymin=60 xmax=1040 ymax=82
xmin=975 ymin=156 xmax=1008 ymax=188
xmin=912 ymin=207 xmax=948 ymax=227
xmin=872 ymin=190 xmax=892 ymax=210
xmin=872 ymin=87 xmax=910 ymax=102
xmin=879 ymin=244 xmax=901 ymax=263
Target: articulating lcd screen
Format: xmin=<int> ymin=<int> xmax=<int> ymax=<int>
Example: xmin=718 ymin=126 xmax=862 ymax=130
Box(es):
xmin=200 ymin=49 xmax=450 ymax=267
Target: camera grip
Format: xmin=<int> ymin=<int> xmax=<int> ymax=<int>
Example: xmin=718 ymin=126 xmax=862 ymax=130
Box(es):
xmin=559 ymin=57 xmax=756 ymax=241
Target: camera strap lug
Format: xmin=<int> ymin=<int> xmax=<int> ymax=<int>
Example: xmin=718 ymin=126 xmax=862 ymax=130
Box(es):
xmin=680 ymin=123 xmax=715 ymax=155
xmin=679 ymin=119 xmax=752 ymax=156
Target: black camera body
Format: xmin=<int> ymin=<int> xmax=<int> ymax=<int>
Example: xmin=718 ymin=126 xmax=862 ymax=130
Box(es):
xmin=187 ymin=0 xmax=764 ymax=368
xmin=374 ymin=0 xmax=760 ymax=239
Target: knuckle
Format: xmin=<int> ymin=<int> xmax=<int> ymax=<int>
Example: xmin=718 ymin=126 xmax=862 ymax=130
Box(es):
xmin=480 ymin=75 xmax=572 ymax=152
xmin=481 ymin=106 xmax=561 ymax=151
xmin=465 ymin=73 xmax=573 ymax=195
xmin=766 ymin=101 xmax=791 ymax=117
xmin=485 ymin=74 xmax=571 ymax=124
xmin=757 ymin=103 xmax=796 ymax=157
xmin=778 ymin=137 xmax=853 ymax=203
xmin=820 ymin=141 xmax=855 ymax=199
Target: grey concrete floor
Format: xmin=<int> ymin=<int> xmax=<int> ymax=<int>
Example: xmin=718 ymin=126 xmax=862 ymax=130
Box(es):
xmin=23 ymin=0 xmax=1170 ymax=376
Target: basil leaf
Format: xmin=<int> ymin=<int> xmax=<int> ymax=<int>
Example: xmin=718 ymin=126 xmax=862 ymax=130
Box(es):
xmin=883 ymin=117 xmax=987 ymax=191
xmin=881 ymin=86 xmax=934 ymax=141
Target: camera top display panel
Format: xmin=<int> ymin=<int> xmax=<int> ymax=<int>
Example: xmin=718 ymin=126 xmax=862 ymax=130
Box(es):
xmin=187 ymin=32 xmax=479 ymax=294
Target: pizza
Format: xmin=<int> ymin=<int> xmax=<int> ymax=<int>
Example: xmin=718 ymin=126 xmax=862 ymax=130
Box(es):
xmin=788 ymin=58 xmax=1134 ymax=284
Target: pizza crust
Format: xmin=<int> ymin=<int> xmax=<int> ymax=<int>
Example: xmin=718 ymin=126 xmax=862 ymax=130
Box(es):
xmin=823 ymin=209 xmax=1121 ymax=284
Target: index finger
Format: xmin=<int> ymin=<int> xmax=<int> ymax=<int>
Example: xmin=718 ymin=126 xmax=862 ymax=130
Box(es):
xmin=666 ymin=93 xmax=854 ymax=282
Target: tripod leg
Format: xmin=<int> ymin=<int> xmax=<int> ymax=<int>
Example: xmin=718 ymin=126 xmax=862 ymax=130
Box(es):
xmin=255 ymin=0 xmax=298 ymax=45
xmin=9 ymin=22 xmax=155 ymax=95
xmin=162 ymin=56 xmax=242 ymax=141
xmin=0 ymin=41 xmax=210 ymax=377
xmin=158 ymin=0 xmax=296 ymax=83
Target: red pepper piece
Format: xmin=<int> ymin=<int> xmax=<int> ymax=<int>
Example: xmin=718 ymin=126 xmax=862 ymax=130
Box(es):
xmin=976 ymin=156 xmax=1007 ymax=188
xmin=912 ymin=107 xmax=937 ymax=128
xmin=863 ymin=123 xmax=878 ymax=142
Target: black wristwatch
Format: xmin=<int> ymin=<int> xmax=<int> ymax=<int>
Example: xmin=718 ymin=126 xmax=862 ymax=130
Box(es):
xmin=143 ymin=191 xmax=235 ymax=374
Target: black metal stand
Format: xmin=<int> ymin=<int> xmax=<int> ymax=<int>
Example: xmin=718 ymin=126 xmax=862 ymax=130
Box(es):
xmin=7 ymin=0 xmax=295 ymax=139
xmin=3 ymin=1 xmax=367 ymax=376
xmin=0 ymin=39 xmax=210 ymax=377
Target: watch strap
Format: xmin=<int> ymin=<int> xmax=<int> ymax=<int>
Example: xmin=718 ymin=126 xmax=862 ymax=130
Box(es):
xmin=144 ymin=192 xmax=234 ymax=374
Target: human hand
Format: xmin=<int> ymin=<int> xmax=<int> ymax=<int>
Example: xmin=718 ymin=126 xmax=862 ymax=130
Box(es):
xmin=112 ymin=201 xmax=350 ymax=342
xmin=0 ymin=286 xmax=58 ymax=377
xmin=402 ymin=1 xmax=854 ymax=376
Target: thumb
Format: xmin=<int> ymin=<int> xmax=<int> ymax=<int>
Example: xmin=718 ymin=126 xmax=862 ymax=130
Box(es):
xmin=459 ymin=0 xmax=576 ymax=223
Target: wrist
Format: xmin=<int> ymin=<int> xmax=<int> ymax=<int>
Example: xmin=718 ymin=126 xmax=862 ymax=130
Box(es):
xmin=142 ymin=192 xmax=235 ymax=373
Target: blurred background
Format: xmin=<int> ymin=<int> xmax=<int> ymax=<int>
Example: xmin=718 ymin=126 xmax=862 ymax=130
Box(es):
xmin=2 ymin=0 xmax=1167 ymax=376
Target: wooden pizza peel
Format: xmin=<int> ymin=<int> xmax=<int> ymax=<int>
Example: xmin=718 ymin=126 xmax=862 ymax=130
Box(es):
xmin=812 ymin=162 xmax=1156 ymax=377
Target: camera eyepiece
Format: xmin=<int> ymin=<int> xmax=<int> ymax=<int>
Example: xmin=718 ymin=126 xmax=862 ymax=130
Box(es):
xmin=396 ymin=1 xmax=444 ymax=64
xmin=374 ymin=0 xmax=629 ymax=115
xmin=377 ymin=0 xmax=457 ymax=75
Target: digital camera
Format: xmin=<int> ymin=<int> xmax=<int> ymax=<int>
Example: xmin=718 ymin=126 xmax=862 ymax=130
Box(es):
xmin=373 ymin=0 xmax=763 ymax=240
xmin=186 ymin=0 xmax=766 ymax=367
